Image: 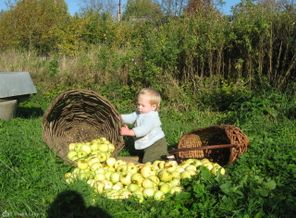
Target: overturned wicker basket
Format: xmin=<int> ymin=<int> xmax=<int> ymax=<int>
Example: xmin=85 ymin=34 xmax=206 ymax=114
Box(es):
xmin=42 ymin=89 xmax=124 ymax=164
xmin=169 ymin=125 xmax=249 ymax=166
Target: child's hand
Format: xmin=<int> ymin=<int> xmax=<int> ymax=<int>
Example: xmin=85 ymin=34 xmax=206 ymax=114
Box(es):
xmin=120 ymin=125 xmax=135 ymax=136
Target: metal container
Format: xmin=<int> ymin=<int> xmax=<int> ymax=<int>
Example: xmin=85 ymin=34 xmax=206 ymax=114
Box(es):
xmin=0 ymin=72 xmax=37 ymax=120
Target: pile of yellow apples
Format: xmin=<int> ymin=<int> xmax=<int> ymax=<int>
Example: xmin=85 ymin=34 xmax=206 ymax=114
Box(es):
xmin=64 ymin=137 xmax=225 ymax=202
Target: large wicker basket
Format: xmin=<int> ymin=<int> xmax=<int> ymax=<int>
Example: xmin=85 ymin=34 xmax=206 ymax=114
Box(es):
xmin=42 ymin=89 xmax=124 ymax=164
xmin=169 ymin=125 xmax=249 ymax=166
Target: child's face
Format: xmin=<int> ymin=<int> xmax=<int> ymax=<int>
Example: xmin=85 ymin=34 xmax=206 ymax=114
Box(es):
xmin=137 ymin=94 xmax=156 ymax=113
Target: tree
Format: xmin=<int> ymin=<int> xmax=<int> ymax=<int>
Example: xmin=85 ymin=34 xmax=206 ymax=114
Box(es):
xmin=79 ymin=0 xmax=117 ymax=17
xmin=0 ymin=0 xmax=69 ymax=54
xmin=160 ymin=0 xmax=188 ymax=16
xmin=123 ymin=0 xmax=163 ymax=21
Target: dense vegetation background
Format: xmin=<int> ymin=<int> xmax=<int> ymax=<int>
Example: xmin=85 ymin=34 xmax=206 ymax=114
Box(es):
xmin=0 ymin=0 xmax=295 ymax=217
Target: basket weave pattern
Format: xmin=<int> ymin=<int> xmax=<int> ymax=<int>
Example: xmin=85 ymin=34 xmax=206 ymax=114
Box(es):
xmin=42 ymin=89 xmax=124 ymax=163
xmin=175 ymin=125 xmax=249 ymax=165
xmin=177 ymin=134 xmax=204 ymax=159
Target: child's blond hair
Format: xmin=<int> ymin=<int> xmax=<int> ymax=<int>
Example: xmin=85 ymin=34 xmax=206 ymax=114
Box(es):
xmin=138 ymin=88 xmax=161 ymax=111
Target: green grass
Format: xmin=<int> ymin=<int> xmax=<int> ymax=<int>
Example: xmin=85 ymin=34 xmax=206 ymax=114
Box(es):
xmin=0 ymin=87 xmax=295 ymax=218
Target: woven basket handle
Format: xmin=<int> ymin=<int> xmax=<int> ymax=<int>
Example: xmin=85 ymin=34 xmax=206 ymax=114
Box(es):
xmin=169 ymin=144 xmax=235 ymax=155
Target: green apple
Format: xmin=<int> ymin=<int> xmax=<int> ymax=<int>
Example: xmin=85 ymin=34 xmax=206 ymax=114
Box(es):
xmin=90 ymin=162 xmax=102 ymax=171
xmin=149 ymin=175 xmax=160 ymax=185
xmin=77 ymin=150 xmax=88 ymax=159
xmin=160 ymin=183 xmax=171 ymax=194
xmin=77 ymin=160 xmax=89 ymax=170
xmin=170 ymin=186 xmax=182 ymax=194
xmin=116 ymin=165 xmax=128 ymax=175
xmin=112 ymin=182 xmax=123 ymax=191
xmin=88 ymin=156 xmax=101 ymax=165
xmin=67 ymin=151 xmax=78 ymax=161
xmin=107 ymin=143 xmax=115 ymax=153
xmin=97 ymin=153 xmax=107 ymax=162
xmin=204 ymin=163 xmax=213 ymax=171
xmin=103 ymin=180 xmax=113 ymax=190
xmin=87 ymin=179 xmax=96 ymax=187
xmin=128 ymin=183 xmax=140 ymax=192
xmin=120 ymin=174 xmax=132 ymax=186
xmin=185 ymin=165 xmax=197 ymax=172
xmin=104 ymin=171 xmax=112 ymax=180
xmin=171 ymin=171 xmax=181 ymax=179
xmin=106 ymin=157 xmax=116 ymax=167
xmin=64 ymin=172 xmax=75 ymax=184
xmin=133 ymin=190 xmax=144 ymax=203
xmin=140 ymin=165 xmax=153 ymax=178
xmin=90 ymin=142 xmax=100 ymax=151
xmin=143 ymin=188 xmax=155 ymax=198
xmin=114 ymin=160 xmax=126 ymax=169
xmin=154 ymin=190 xmax=165 ymax=201
xmin=80 ymin=143 xmax=91 ymax=154
xmin=158 ymin=169 xmax=173 ymax=182
xmin=110 ymin=172 xmax=121 ymax=184
xmin=94 ymin=173 xmax=105 ymax=181
xmin=131 ymin=173 xmax=144 ymax=185
xmin=94 ymin=181 xmax=104 ymax=193
xmin=68 ymin=143 xmax=76 ymax=151
xmin=98 ymin=143 xmax=109 ymax=153
xmin=164 ymin=160 xmax=178 ymax=168
xmin=127 ymin=163 xmax=139 ymax=174
xmin=142 ymin=178 xmax=156 ymax=189
xmin=152 ymin=160 xmax=165 ymax=169
xmin=170 ymin=178 xmax=181 ymax=187
xmin=180 ymin=171 xmax=192 ymax=179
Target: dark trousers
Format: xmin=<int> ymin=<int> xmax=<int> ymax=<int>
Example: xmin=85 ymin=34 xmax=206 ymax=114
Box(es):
xmin=140 ymin=137 xmax=168 ymax=163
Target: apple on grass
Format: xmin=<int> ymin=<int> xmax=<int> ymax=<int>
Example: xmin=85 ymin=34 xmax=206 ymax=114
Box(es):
xmin=120 ymin=174 xmax=132 ymax=186
xmin=160 ymin=183 xmax=171 ymax=194
xmin=110 ymin=172 xmax=121 ymax=184
xmin=148 ymin=175 xmax=160 ymax=185
xmin=127 ymin=163 xmax=139 ymax=174
xmin=106 ymin=157 xmax=116 ymax=167
xmin=142 ymin=178 xmax=156 ymax=189
xmin=77 ymin=160 xmax=89 ymax=170
xmin=94 ymin=182 xmax=104 ymax=193
xmin=170 ymin=186 xmax=182 ymax=194
xmin=143 ymin=188 xmax=155 ymax=198
xmin=67 ymin=151 xmax=78 ymax=161
xmin=114 ymin=160 xmax=126 ymax=169
xmin=77 ymin=150 xmax=88 ymax=159
xmin=94 ymin=173 xmax=105 ymax=182
xmin=116 ymin=165 xmax=128 ymax=174
xmin=112 ymin=182 xmax=123 ymax=191
xmin=128 ymin=183 xmax=141 ymax=192
xmin=154 ymin=190 xmax=165 ymax=201
xmin=97 ymin=153 xmax=107 ymax=163
xmin=131 ymin=173 xmax=144 ymax=185
xmin=90 ymin=162 xmax=102 ymax=171
xmin=158 ymin=169 xmax=173 ymax=182
xmin=88 ymin=156 xmax=101 ymax=165
xmin=140 ymin=165 xmax=154 ymax=178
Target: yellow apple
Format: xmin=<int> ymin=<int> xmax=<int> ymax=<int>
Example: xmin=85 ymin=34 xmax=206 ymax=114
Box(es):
xmin=106 ymin=157 xmax=116 ymax=167
xmin=158 ymin=169 xmax=173 ymax=182
xmin=77 ymin=160 xmax=89 ymax=170
xmin=143 ymin=188 xmax=155 ymax=198
xmin=131 ymin=173 xmax=144 ymax=185
xmin=154 ymin=190 xmax=165 ymax=201
xmin=142 ymin=178 xmax=156 ymax=189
